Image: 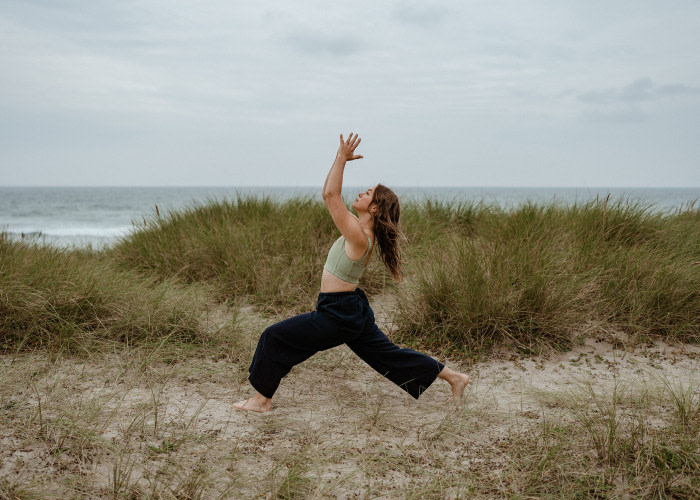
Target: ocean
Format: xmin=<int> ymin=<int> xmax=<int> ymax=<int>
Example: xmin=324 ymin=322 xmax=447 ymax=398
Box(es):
xmin=1 ymin=186 xmax=698 ymax=248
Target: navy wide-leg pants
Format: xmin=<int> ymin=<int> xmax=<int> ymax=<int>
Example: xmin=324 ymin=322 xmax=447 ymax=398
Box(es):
xmin=248 ymin=288 xmax=444 ymax=399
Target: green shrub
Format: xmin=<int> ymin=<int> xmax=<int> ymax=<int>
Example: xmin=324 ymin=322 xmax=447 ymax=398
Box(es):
xmin=0 ymin=235 xmax=208 ymax=352
xmin=394 ymin=198 xmax=699 ymax=357
xmin=13 ymin=194 xmax=695 ymax=358
xmin=111 ymin=196 xmax=393 ymax=312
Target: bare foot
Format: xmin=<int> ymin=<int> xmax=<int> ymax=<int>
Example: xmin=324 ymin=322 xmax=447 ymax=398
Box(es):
xmin=438 ymin=367 xmax=470 ymax=400
xmin=233 ymin=394 xmax=272 ymax=413
xmin=449 ymin=373 xmax=470 ymax=400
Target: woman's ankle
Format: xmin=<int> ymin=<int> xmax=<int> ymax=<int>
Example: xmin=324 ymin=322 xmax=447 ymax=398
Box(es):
xmin=438 ymin=366 xmax=455 ymax=382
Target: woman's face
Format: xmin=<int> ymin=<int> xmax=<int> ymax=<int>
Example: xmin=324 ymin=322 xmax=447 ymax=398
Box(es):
xmin=352 ymin=185 xmax=377 ymax=214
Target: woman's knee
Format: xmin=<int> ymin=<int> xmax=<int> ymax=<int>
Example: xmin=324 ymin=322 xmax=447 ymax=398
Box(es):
xmin=260 ymin=322 xmax=290 ymax=346
xmin=260 ymin=325 xmax=277 ymax=343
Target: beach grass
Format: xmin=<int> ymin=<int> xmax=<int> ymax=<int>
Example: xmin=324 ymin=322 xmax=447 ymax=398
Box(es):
xmin=108 ymin=195 xmax=699 ymax=357
xmin=394 ymin=196 xmax=700 ymax=358
xmin=0 ymin=234 xmax=242 ymax=356
xmin=110 ymin=195 xmax=394 ymax=313
xmin=3 ymin=195 xmax=698 ymax=357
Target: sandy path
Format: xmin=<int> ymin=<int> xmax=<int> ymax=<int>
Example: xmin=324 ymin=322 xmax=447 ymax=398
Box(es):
xmin=1 ymin=297 xmax=698 ymax=498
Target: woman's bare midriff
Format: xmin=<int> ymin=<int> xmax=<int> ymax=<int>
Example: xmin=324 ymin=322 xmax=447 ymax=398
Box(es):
xmin=320 ymin=269 xmax=359 ymax=293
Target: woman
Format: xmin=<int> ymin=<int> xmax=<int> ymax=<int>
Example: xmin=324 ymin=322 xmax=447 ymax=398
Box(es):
xmin=233 ymin=133 xmax=469 ymax=413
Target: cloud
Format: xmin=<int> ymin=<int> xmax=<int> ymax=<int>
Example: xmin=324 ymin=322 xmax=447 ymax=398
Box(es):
xmin=618 ymin=77 xmax=654 ymax=101
xmin=2 ymin=1 xmax=700 ymax=187
xmin=283 ymin=30 xmax=364 ymax=56
xmin=656 ymin=83 xmax=700 ymax=97
xmin=577 ymin=77 xmax=700 ymax=104
xmin=393 ymin=1 xmax=449 ymax=27
xmin=579 ymin=107 xmax=646 ymax=123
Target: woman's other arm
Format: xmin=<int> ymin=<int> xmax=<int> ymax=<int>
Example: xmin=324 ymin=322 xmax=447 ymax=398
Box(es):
xmin=322 ymin=133 xmax=366 ymax=246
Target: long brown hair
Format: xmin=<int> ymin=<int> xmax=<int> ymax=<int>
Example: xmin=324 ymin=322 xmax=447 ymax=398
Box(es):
xmin=371 ymin=184 xmax=405 ymax=282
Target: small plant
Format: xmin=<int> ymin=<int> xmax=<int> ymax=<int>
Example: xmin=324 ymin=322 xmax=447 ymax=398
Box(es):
xmin=660 ymin=375 xmax=700 ymax=430
xmin=564 ymin=379 xmax=626 ymax=470
xmin=111 ymin=452 xmax=137 ymax=497
xmin=275 ymin=455 xmax=313 ymax=500
xmin=172 ymin=464 xmax=211 ymax=500
xmin=148 ymin=439 xmax=180 ymax=455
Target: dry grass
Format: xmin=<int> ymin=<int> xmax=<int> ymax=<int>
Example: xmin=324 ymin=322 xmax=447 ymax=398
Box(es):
xmin=4 ymin=196 xmax=697 ymax=358
xmin=395 ymin=197 xmax=700 ymax=358
xmin=1 ymin=303 xmax=698 ymax=498
xmin=107 ymin=196 xmax=699 ymax=356
xmin=109 ymin=195 xmax=393 ymax=313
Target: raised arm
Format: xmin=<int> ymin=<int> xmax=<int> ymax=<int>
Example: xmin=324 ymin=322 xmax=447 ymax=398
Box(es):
xmin=322 ymin=133 xmax=367 ymax=249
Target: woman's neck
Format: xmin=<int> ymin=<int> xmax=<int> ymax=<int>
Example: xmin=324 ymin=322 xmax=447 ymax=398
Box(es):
xmin=357 ymin=212 xmax=374 ymax=231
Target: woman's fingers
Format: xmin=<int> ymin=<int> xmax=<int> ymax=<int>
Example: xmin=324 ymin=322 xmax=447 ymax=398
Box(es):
xmin=339 ymin=132 xmax=362 ymax=155
xmin=345 ymin=133 xmax=360 ymax=147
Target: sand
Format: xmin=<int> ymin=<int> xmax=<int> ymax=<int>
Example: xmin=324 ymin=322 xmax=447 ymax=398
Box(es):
xmin=1 ymin=295 xmax=698 ymax=498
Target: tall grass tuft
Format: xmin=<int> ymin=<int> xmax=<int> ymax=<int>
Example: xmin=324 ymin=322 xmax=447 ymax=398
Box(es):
xmin=395 ymin=198 xmax=700 ymax=357
xmin=111 ymin=195 xmax=393 ymax=311
xmin=0 ymin=234 xmax=208 ymax=352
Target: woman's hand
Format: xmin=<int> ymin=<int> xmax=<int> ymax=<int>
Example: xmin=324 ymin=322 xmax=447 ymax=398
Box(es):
xmin=323 ymin=132 xmax=362 ymax=200
xmin=337 ymin=132 xmax=363 ymax=162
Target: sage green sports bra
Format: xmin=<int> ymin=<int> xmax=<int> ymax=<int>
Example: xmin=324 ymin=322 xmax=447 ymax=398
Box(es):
xmin=323 ymin=233 xmax=372 ymax=284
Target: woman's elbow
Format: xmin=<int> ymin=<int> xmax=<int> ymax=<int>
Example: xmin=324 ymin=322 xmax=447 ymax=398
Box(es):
xmin=322 ymin=190 xmax=339 ymax=201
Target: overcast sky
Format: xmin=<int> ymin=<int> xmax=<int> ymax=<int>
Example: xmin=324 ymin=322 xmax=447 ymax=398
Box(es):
xmin=1 ymin=0 xmax=699 ymax=187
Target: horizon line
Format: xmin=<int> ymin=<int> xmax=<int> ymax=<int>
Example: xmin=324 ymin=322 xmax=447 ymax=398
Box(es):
xmin=1 ymin=185 xmax=699 ymax=190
